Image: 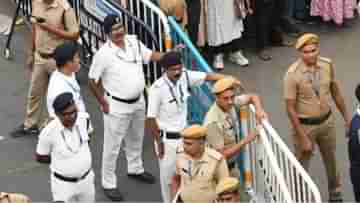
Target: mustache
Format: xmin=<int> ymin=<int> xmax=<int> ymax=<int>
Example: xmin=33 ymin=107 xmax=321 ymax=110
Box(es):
xmin=174 ymin=73 xmax=181 ymax=78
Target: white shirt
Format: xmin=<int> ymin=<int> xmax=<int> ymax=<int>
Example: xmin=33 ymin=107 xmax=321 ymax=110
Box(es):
xmin=88 ymin=35 xmax=152 ymax=99
xmin=147 ymin=70 xmax=206 ymax=132
xmin=36 ymin=112 xmax=92 ymax=178
xmin=47 ymin=70 xmax=86 ymax=117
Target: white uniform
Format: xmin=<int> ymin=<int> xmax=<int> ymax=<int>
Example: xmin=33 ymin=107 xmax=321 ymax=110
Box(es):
xmin=88 ymin=35 xmax=153 ymax=189
xmin=147 ymin=70 xmax=206 ymax=203
xmin=47 ymin=70 xmax=87 ymax=117
xmin=36 ymin=112 xmax=94 ymax=202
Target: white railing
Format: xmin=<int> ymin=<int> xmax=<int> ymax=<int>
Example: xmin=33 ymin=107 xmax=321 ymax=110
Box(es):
xmin=245 ymin=105 xmax=322 ymax=203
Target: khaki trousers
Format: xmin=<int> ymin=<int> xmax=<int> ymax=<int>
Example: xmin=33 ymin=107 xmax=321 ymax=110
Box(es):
xmin=24 ymin=56 xmax=56 ymax=129
xmin=293 ymin=115 xmax=341 ymax=196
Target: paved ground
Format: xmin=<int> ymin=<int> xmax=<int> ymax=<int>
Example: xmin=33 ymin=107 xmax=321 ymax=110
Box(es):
xmin=0 ymin=0 xmax=359 ymax=202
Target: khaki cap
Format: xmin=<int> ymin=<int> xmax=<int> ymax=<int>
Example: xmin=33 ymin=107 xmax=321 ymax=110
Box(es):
xmin=295 ymin=33 xmax=319 ymax=50
xmin=212 ymin=77 xmax=235 ymax=94
xmin=216 ymin=177 xmax=239 ymax=195
xmin=181 ymin=124 xmax=207 ymax=139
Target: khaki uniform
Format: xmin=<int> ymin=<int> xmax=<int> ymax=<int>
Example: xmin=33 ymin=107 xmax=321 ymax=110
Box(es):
xmin=176 ymin=147 xmax=229 ymax=203
xmin=203 ymin=101 xmax=250 ymax=201
xmin=25 ymin=0 xmax=79 ymax=129
xmin=283 ymin=57 xmax=341 ymax=195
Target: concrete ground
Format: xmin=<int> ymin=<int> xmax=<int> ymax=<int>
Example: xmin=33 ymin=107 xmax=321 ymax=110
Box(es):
xmin=0 ymin=0 xmax=359 ymax=201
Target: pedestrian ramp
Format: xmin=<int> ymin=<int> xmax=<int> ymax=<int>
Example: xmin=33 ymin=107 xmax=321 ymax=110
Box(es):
xmin=5 ymin=0 xmax=322 ymax=202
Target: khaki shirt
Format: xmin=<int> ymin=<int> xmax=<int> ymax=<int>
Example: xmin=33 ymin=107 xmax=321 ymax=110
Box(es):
xmin=283 ymin=57 xmax=334 ymax=118
xmin=176 ymin=147 xmax=229 ymax=203
xmin=0 ymin=193 xmax=31 ymax=203
xmin=32 ymin=0 xmax=79 ymax=55
xmin=203 ymin=96 xmax=249 ymax=151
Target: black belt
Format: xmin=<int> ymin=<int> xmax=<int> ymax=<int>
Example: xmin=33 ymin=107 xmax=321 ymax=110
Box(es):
xmin=299 ymin=111 xmax=332 ymax=125
xmin=228 ymin=161 xmax=236 ymax=170
xmin=38 ymin=52 xmax=54 ymax=59
xmin=160 ymin=130 xmax=181 ymax=139
xmin=106 ymin=92 xmax=140 ymax=104
xmin=53 ymin=169 xmax=91 ymax=183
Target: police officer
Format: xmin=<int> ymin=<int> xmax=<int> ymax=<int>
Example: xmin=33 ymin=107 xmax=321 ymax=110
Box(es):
xmin=284 ymin=33 xmax=351 ymax=202
xmin=348 ymin=84 xmax=360 ymax=202
xmin=215 ymin=177 xmax=240 ymax=203
xmin=11 ymin=0 xmax=80 ymax=137
xmin=36 ymin=93 xmax=94 ymax=202
xmin=203 ymin=77 xmax=266 ymax=200
xmin=88 ymin=14 xmax=166 ymax=201
xmin=171 ymin=125 xmax=230 ymax=203
xmin=147 ymin=51 xmax=234 ymax=203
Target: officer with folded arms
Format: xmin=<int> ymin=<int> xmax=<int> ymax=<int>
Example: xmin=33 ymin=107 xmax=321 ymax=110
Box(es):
xmin=35 ymin=92 xmax=94 ymax=203
xmin=147 ymin=51 xmax=237 ymax=203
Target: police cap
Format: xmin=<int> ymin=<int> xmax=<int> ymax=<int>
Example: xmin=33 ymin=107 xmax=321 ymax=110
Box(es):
xmin=53 ymin=92 xmax=75 ymax=113
xmin=159 ymin=51 xmax=182 ymax=69
xmin=216 ymin=177 xmax=239 ymax=195
xmin=295 ymin=33 xmax=319 ymax=50
xmin=212 ymin=77 xmax=235 ymax=94
xmin=53 ymin=41 xmax=79 ymax=67
xmin=103 ymin=14 xmax=123 ymax=34
xmin=181 ymin=124 xmax=207 ymax=139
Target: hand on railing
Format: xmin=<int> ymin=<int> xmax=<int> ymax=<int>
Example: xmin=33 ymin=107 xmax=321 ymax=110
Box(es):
xmin=244 ymin=124 xmax=262 ymax=145
xmin=255 ymin=109 xmax=268 ymax=124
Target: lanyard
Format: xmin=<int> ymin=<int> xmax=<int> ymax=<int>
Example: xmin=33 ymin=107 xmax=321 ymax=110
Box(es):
xmin=61 ymin=126 xmax=83 ymax=154
xmin=164 ymin=76 xmax=185 ymax=109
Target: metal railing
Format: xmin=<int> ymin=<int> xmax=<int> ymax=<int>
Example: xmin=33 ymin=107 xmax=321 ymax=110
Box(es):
xmin=245 ymin=105 xmax=322 ymax=203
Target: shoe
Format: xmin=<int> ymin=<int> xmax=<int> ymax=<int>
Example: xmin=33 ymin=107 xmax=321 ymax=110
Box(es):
xmin=213 ymin=54 xmax=224 ymax=70
xmin=10 ymin=124 xmax=39 ymax=138
xmin=329 ymin=191 xmax=343 ymax=202
xmin=103 ymin=188 xmax=124 ymax=201
xmin=127 ymin=171 xmax=156 ymax=184
xmin=257 ymin=50 xmax=272 ymax=61
xmin=229 ymin=51 xmax=249 ymax=67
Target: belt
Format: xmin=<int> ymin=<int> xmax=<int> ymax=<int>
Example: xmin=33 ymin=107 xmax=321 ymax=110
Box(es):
xmin=299 ymin=110 xmax=332 ymax=125
xmin=228 ymin=161 xmax=236 ymax=170
xmin=38 ymin=52 xmax=54 ymax=59
xmin=106 ymin=92 xmax=140 ymax=104
xmin=53 ymin=169 xmax=91 ymax=183
xmin=160 ymin=130 xmax=181 ymax=139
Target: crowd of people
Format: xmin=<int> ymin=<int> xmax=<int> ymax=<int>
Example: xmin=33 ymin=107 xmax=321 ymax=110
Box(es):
xmin=2 ymin=0 xmax=360 ymax=203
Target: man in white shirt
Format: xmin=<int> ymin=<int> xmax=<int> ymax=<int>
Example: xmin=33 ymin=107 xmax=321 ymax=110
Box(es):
xmin=88 ymin=14 xmax=165 ymax=201
xmin=47 ymin=41 xmax=86 ymax=118
xmin=146 ymin=51 xmax=240 ymax=203
xmin=36 ymin=92 xmax=94 ymax=202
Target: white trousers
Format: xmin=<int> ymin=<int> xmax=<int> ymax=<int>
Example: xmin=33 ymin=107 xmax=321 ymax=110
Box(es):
xmin=102 ymin=109 xmax=145 ymax=189
xmin=51 ymin=170 xmax=95 ymax=203
xmin=158 ymin=139 xmax=182 ymax=203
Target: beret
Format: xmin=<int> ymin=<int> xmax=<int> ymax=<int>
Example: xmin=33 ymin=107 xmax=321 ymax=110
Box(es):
xmin=103 ymin=14 xmax=123 ymax=34
xmin=181 ymin=124 xmax=207 ymax=139
xmin=212 ymin=77 xmax=235 ymax=94
xmin=159 ymin=51 xmax=182 ymax=69
xmin=53 ymin=92 xmax=74 ymax=113
xmin=295 ymin=33 xmax=319 ymax=50
xmin=216 ymin=177 xmax=239 ymax=195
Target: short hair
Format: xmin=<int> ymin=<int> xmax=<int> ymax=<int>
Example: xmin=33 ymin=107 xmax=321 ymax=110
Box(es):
xmin=53 ymin=41 xmax=80 ymax=68
xmin=355 ymin=84 xmax=360 ymax=103
xmin=53 ymin=92 xmax=74 ymax=113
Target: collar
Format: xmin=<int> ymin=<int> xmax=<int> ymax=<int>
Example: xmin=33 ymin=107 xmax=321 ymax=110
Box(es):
xmin=213 ymin=102 xmax=233 ymax=121
xmin=300 ymin=59 xmax=321 ymax=73
xmin=55 ymin=70 xmax=80 ymax=91
xmin=163 ymin=74 xmax=178 ymax=88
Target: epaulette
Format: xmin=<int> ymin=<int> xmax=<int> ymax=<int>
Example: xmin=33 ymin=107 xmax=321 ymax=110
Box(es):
xmin=287 ymin=59 xmax=301 ymax=73
xmin=318 ymin=56 xmax=332 ymax=64
xmin=207 ymin=148 xmax=222 ymax=161
xmin=57 ymin=0 xmax=71 ymax=11
xmin=152 ymin=77 xmax=165 ymax=88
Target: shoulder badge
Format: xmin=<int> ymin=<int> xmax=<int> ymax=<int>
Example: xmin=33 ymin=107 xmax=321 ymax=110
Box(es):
xmin=57 ymin=0 xmax=71 ymax=11
xmin=318 ymin=56 xmax=332 ymax=64
xmin=176 ymin=146 xmax=184 ymax=154
xmin=152 ymin=77 xmax=165 ymax=88
xmin=207 ymin=147 xmax=223 ymax=161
